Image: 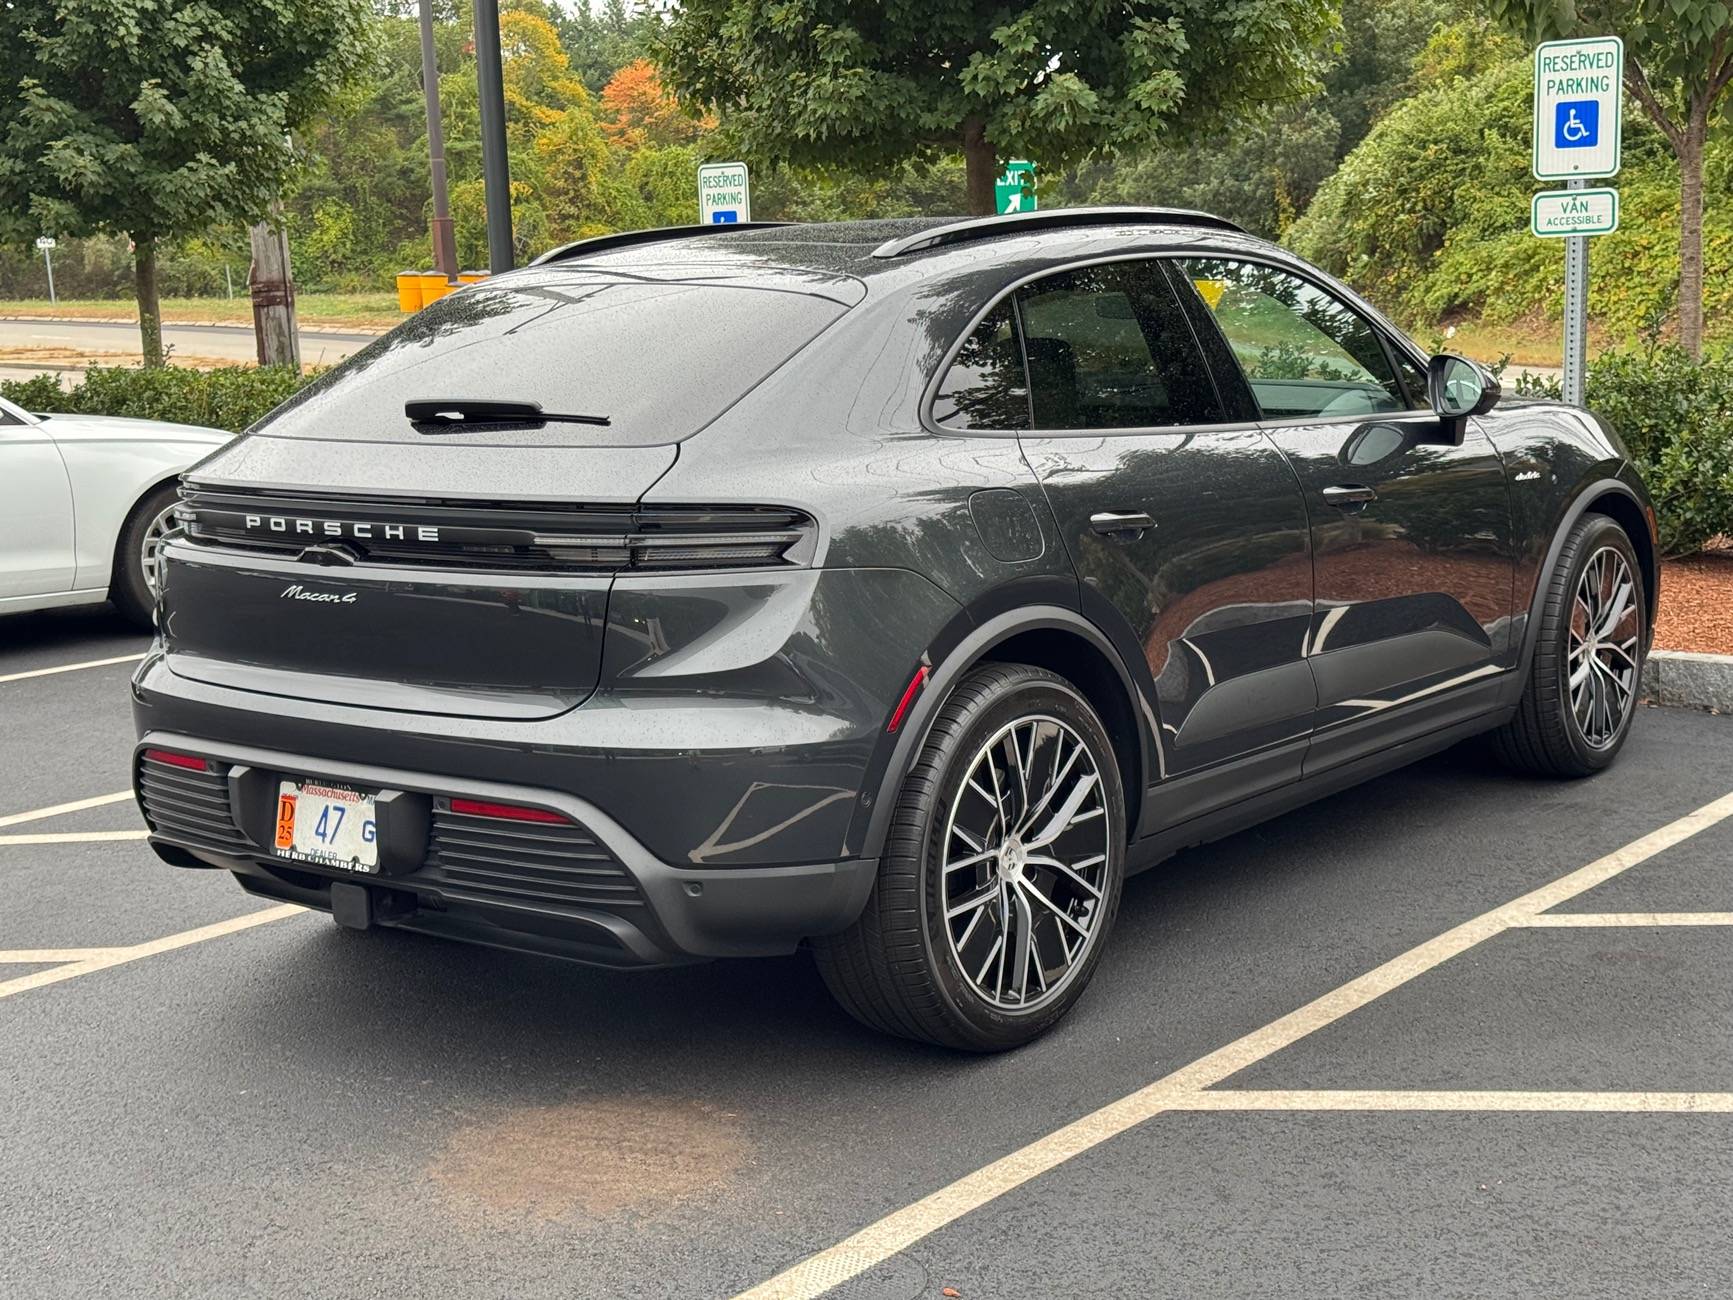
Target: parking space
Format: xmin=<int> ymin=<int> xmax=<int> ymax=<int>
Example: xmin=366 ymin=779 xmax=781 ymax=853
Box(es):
xmin=3 ymin=615 xmax=1731 ymax=1300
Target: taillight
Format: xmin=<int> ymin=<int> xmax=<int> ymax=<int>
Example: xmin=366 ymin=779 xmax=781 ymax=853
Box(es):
xmin=449 ymin=797 xmax=571 ymax=824
xmin=530 ymin=508 xmax=813 ymax=572
xmin=144 ymin=748 xmax=209 ymax=771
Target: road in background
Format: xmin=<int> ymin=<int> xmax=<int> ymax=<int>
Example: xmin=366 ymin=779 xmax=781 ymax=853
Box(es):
xmin=0 ymin=318 xmax=380 ymax=380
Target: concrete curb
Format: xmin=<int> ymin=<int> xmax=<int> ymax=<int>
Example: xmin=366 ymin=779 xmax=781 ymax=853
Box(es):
xmin=1643 ymin=649 xmax=1733 ymax=713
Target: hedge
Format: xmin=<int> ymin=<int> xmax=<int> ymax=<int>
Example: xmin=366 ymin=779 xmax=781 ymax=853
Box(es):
xmin=1512 ymin=347 xmax=1733 ymax=557
xmin=0 ymin=364 xmax=312 ymax=434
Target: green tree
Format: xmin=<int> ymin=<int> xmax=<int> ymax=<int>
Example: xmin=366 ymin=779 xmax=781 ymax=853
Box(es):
xmin=0 ymin=0 xmax=375 ymax=365
xmin=658 ymin=0 xmax=1339 ymax=216
xmin=1486 ymin=0 xmax=1733 ymax=358
xmin=1056 ymin=0 xmax=1452 ymax=238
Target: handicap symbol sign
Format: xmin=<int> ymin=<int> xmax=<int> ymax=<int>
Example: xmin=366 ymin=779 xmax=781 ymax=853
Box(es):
xmin=710 ymin=210 xmax=739 ymax=224
xmin=1554 ymin=100 xmax=1599 ymax=150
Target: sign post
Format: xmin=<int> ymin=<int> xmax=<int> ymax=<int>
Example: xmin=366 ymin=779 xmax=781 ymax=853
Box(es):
xmin=995 ymin=161 xmax=1037 ymax=215
xmin=35 ymin=236 xmax=56 ymax=305
xmin=1532 ymin=36 xmax=1622 ymax=407
xmin=698 ymin=162 xmax=750 ymax=224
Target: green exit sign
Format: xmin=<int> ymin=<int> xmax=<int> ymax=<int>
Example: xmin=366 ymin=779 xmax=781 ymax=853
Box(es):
xmin=995 ymin=160 xmax=1037 ymax=215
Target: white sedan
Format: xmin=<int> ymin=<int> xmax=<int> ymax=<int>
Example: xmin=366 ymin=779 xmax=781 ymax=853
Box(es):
xmin=0 ymin=392 xmax=233 ymax=627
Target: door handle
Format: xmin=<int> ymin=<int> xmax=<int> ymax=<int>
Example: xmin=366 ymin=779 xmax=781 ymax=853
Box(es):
xmin=1090 ymin=510 xmax=1155 ymax=539
xmin=1322 ymin=484 xmax=1378 ymax=509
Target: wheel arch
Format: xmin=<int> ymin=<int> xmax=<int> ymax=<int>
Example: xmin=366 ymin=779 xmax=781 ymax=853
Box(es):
xmin=855 ymin=605 xmax=1151 ymax=862
xmin=1582 ymin=489 xmax=1657 ymax=646
xmin=1512 ymin=476 xmax=1657 ymax=691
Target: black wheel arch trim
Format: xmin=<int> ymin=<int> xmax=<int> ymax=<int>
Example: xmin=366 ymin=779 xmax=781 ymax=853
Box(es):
xmin=1506 ymin=472 xmax=1656 ymax=707
xmin=852 ymin=603 xmax=1153 ymax=863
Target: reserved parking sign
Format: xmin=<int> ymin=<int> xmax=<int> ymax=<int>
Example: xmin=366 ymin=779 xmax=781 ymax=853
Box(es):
xmin=1533 ymin=36 xmax=1622 ymax=180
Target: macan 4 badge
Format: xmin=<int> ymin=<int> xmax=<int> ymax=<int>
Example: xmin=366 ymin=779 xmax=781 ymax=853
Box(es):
xmin=278 ymin=584 xmax=359 ymax=604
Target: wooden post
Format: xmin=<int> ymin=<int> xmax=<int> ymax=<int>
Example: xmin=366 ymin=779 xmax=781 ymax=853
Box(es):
xmin=248 ymin=205 xmax=301 ymax=370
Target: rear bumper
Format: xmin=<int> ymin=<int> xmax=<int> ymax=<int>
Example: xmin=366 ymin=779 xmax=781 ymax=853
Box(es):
xmin=134 ymin=731 xmax=878 ymax=968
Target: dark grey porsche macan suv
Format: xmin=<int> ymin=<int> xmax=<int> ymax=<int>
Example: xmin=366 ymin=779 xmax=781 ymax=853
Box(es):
xmin=133 ymin=208 xmax=1656 ymax=1049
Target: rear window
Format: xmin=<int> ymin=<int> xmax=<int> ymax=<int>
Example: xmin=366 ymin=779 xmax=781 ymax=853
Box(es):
xmin=256 ymin=269 xmax=857 ymax=446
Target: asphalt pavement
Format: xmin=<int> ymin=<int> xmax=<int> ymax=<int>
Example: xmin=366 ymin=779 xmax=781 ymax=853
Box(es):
xmin=0 ymin=317 xmax=377 ymax=377
xmin=2 ymin=601 xmax=1730 ymax=1300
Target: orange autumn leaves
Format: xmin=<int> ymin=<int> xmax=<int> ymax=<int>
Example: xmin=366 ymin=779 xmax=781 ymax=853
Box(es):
xmin=600 ymin=59 xmax=714 ymax=151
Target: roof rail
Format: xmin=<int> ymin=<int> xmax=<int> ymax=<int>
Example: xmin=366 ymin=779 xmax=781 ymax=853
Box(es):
xmin=870 ymin=206 xmax=1247 ymax=259
xmin=529 ymin=222 xmax=795 ymax=267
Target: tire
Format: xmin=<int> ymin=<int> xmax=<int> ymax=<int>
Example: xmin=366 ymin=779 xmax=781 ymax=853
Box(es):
xmin=814 ymin=663 xmax=1126 ymax=1051
xmin=1494 ymin=513 xmax=1645 ymax=777
xmin=110 ymin=481 xmax=179 ymax=629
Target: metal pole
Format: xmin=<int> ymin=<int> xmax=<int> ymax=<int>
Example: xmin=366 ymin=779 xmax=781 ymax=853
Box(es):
xmin=1563 ymin=177 xmax=1588 ymax=406
xmin=472 ymin=0 xmax=513 ymax=274
xmin=418 ymin=0 xmax=460 ymax=280
xmin=42 ymin=248 xmax=55 ymax=305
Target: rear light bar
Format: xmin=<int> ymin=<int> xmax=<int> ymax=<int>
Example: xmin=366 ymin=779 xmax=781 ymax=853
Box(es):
xmin=144 ymin=748 xmax=210 ymax=772
xmin=449 ymin=797 xmax=571 ymax=825
xmin=176 ymin=487 xmax=815 ymax=575
xmin=527 ymin=528 xmax=806 ymax=570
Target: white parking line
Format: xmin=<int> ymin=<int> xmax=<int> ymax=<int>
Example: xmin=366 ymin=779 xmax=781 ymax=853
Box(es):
xmin=0 ymin=830 xmax=147 ymax=846
xmin=0 ymin=652 xmax=146 ymax=684
xmin=0 ymin=905 xmax=304 ymax=1000
xmin=734 ymin=787 xmax=1733 ymax=1300
xmin=0 ymin=947 xmax=131 ymax=964
xmin=1175 ymin=1089 xmax=1733 ymax=1113
xmin=1521 ymin=912 xmax=1733 ymax=926
xmin=0 ymin=791 xmax=133 ymax=829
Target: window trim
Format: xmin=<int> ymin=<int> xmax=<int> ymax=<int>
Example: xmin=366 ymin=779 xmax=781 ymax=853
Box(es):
xmin=919 ymin=247 xmax=1436 ymax=440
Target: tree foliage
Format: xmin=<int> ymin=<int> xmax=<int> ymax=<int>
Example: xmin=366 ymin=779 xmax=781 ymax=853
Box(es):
xmin=1290 ymin=28 xmax=1731 ymax=350
xmin=1485 ymin=0 xmax=1733 ymax=357
xmin=1055 ymin=0 xmax=1453 ymax=238
xmin=658 ymin=0 xmax=1339 ymax=214
xmin=0 ymin=0 xmax=374 ymax=362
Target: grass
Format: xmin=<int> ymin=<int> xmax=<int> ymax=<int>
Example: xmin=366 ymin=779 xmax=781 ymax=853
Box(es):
xmin=0 ymin=293 xmax=400 ymax=330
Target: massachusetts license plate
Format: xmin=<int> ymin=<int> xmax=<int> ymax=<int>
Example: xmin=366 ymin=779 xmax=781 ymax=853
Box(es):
xmin=274 ymin=780 xmax=379 ymax=872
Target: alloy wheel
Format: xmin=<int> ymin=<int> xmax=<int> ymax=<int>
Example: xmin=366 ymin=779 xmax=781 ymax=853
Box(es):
xmin=139 ymin=501 xmax=179 ymax=598
xmin=939 ymin=714 xmax=1111 ymax=1012
xmin=1567 ymin=545 xmax=1640 ymax=750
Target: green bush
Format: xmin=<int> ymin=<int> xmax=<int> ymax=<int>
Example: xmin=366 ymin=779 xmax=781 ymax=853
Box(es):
xmin=1288 ymin=41 xmax=1726 ymax=346
xmin=1514 ymin=348 xmax=1733 ymax=557
xmin=0 ymin=364 xmax=312 ymax=433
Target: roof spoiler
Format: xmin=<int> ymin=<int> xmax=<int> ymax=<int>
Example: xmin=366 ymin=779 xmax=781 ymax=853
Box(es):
xmin=870 ymin=206 xmax=1248 ymax=259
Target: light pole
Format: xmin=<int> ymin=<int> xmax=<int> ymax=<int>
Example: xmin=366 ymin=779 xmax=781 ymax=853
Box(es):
xmin=473 ymin=0 xmax=514 ymax=273
xmin=417 ymin=0 xmax=459 ymax=280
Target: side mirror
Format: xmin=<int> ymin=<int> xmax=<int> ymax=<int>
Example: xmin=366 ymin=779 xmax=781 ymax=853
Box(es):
xmin=1426 ymin=353 xmax=1500 ymax=444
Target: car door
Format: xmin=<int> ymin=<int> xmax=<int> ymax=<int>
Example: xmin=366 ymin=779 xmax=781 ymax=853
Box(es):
xmin=1175 ymin=257 xmax=1515 ymax=768
xmin=937 ymin=257 xmax=1315 ymax=824
xmin=0 ymin=400 xmax=76 ymax=598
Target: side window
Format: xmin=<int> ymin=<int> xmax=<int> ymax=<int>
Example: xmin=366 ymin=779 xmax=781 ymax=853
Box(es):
xmin=1014 ymin=261 xmax=1223 ymax=430
xmin=1181 ymin=259 xmax=1407 ymax=420
xmin=932 ymin=302 xmax=1028 ymax=430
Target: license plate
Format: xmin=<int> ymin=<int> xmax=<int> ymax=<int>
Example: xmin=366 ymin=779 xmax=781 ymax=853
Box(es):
xmin=273 ymin=779 xmax=379 ymax=872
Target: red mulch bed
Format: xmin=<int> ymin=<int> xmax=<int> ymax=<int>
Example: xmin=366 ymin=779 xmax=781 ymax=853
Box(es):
xmin=1655 ymin=550 xmax=1733 ymax=655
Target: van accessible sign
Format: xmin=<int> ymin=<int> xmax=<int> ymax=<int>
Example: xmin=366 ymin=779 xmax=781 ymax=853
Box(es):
xmin=698 ymin=162 xmax=750 ymax=224
xmin=1531 ymin=187 xmax=1619 ymax=237
xmin=1532 ymin=36 xmax=1622 ymax=180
